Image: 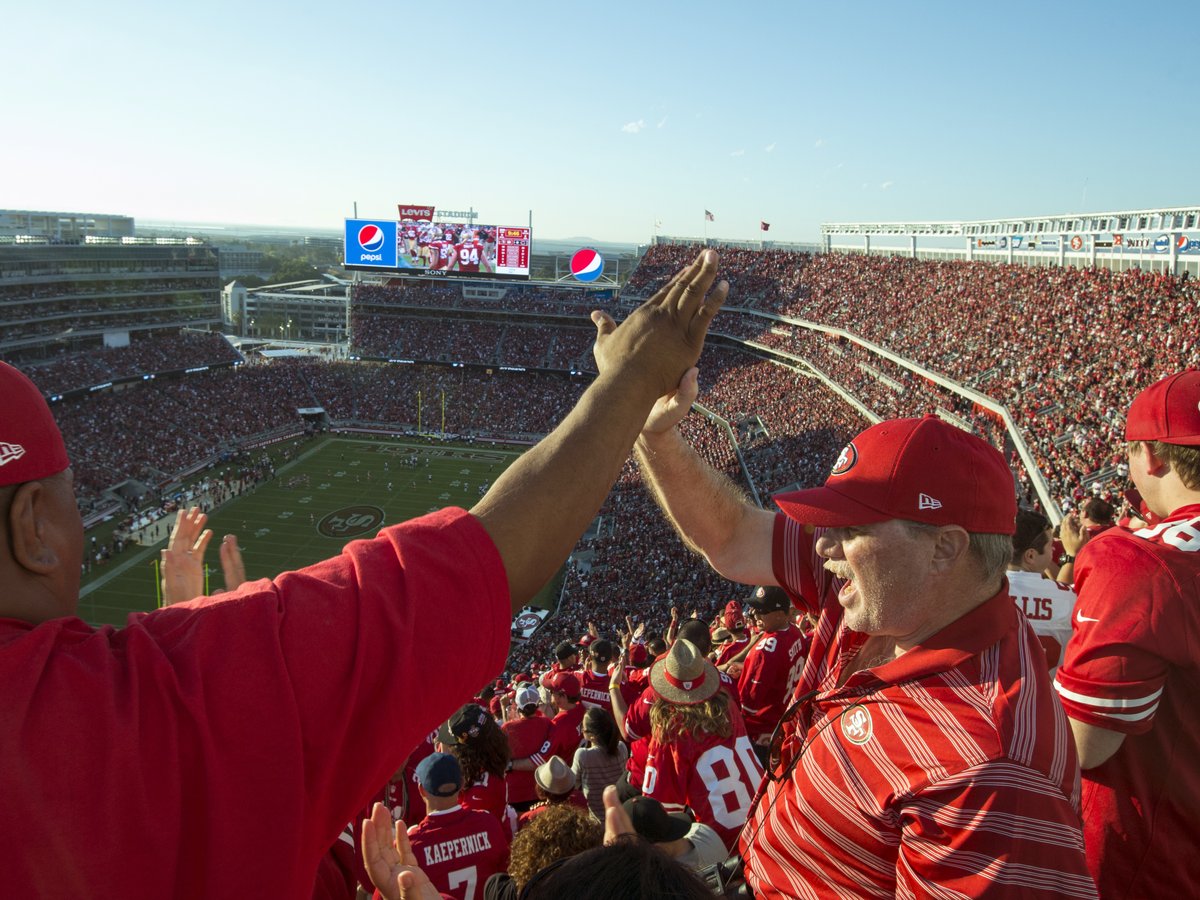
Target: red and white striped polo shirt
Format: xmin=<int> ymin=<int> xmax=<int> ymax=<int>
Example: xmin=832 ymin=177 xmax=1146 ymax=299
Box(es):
xmin=740 ymin=515 xmax=1096 ymax=898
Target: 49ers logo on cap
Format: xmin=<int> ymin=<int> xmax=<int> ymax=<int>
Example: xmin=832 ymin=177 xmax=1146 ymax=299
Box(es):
xmin=0 ymin=441 xmax=27 ymax=467
xmin=831 ymin=442 xmax=858 ymax=476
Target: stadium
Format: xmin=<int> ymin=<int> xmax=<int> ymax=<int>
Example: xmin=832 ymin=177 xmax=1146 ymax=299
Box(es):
xmin=3 ymin=197 xmax=1198 ymax=894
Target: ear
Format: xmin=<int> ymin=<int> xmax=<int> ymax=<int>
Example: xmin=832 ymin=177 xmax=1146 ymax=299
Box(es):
xmin=1140 ymin=442 xmax=1171 ymax=477
xmin=8 ymin=481 xmax=59 ymax=575
xmin=930 ymin=526 xmax=970 ymax=574
xmin=1021 ymin=546 xmax=1040 ymax=570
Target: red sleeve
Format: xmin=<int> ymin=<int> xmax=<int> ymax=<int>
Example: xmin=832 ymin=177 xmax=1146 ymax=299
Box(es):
xmin=1054 ymin=533 xmax=1180 ymax=735
xmin=1 ymin=507 xmax=512 ymax=899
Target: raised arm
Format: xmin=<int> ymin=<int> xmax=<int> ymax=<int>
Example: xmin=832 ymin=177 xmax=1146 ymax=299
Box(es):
xmin=472 ymin=250 xmax=728 ymax=610
xmin=634 ymin=369 xmax=776 ymax=586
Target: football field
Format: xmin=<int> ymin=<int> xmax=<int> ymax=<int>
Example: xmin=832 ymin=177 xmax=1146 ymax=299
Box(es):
xmin=78 ymin=435 xmax=560 ymax=626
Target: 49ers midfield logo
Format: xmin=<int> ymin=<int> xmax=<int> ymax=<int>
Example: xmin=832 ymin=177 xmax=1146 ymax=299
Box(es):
xmin=318 ymin=505 xmax=385 ymax=539
xmin=831 ymin=442 xmax=858 ymax=476
xmin=841 ymin=704 xmax=874 ymax=745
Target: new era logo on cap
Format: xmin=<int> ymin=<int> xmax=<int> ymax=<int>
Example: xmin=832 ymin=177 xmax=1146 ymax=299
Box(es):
xmin=0 ymin=441 xmax=27 ymax=467
xmin=918 ymin=493 xmax=942 ymax=510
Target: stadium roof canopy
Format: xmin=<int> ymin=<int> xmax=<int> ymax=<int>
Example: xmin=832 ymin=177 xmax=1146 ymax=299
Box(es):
xmin=821 ymin=206 xmax=1200 ymax=237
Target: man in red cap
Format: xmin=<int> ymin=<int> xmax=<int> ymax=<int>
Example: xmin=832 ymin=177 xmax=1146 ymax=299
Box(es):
xmin=0 ymin=250 xmax=729 ymax=898
xmin=636 ymin=382 xmax=1094 ymax=897
xmin=1054 ymin=369 xmax=1200 ymax=896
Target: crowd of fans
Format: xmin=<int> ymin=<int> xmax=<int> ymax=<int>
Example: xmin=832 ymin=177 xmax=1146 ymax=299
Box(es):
xmin=351 ymin=312 xmax=598 ymax=372
xmin=17 ymin=244 xmax=1199 ymax=897
xmin=627 ymin=244 xmax=1200 ymax=512
xmin=353 ymin=282 xmax=624 ymax=317
xmin=6 ymin=331 xmax=241 ymax=396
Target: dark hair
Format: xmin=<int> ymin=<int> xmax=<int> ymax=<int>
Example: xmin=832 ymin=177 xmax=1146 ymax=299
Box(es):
xmin=522 ymin=837 xmax=713 ymax=899
xmin=676 ymin=620 xmax=712 ymax=655
xmin=582 ymin=706 xmax=620 ymax=758
xmin=646 ymin=637 xmax=667 ymax=658
xmin=452 ymin=714 xmax=510 ymax=787
xmin=1012 ymin=509 xmax=1051 ymax=563
xmin=589 ymin=639 xmax=616 ymax=665
xmin=1082 ymin=496 xmax=1115 ymax=524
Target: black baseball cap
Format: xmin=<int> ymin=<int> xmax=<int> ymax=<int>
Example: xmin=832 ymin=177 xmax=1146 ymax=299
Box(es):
xmin=746 ymin=585 xmax=792 ymax=614
xmin=622 ymin=796 xmax=692 ymax=843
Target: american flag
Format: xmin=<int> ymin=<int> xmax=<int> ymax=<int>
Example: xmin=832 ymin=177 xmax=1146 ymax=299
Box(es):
xmin=704 ymin=210 xmax=714 ymax=222
xmin=761 ymin=221 xmax=771 ymax=232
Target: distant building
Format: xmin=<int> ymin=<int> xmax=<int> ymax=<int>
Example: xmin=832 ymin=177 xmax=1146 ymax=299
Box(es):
xmin=0 ymin=241 xmax=221 ymax=364
xmin=216 ymin=245 xmax=270 ymax=280
xmin=0 ymin=209 xmax=134 ymax=242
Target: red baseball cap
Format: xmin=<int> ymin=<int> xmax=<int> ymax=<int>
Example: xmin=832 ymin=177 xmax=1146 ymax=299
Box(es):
xmin=774 ymin=416 xmax=1016 ymax=535
xmin=546 ymin=671 xmax=581 ymax=700
xmin=1125 ymin=370 xmax=1200 ymax=446
xmin=0 ymin=362 xmax=70 ymax=487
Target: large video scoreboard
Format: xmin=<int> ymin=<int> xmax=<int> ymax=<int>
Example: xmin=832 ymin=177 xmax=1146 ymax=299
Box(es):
xmin=344 ymin=217 xmax=531 ymax=281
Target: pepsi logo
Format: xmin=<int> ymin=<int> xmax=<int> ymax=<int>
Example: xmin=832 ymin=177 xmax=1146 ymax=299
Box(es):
xmin=1178 ymin=235 xmax=1190 ymax=251
xmin=358 ymin=224 xmax=386 ymax=252
xmin=570 ymin=248 xmax=604 ymax=282
xmin=831 ymin=442 xmax=858 ymax=476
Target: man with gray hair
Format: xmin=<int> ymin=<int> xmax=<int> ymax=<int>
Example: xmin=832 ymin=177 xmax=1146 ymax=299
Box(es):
xmin=635 ymin=394 xmax=1096 ymax=897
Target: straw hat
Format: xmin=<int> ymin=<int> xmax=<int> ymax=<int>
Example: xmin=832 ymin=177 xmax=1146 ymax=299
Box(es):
xmin=649 ymin=639 xmax=721 ymax=705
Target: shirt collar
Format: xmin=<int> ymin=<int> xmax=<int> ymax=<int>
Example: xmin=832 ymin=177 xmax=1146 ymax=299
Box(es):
xmin=845 ymin=584 xmax=1014 ymax=688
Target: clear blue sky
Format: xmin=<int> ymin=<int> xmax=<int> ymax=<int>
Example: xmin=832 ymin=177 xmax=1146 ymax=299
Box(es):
xmin=6 ymin=0 xmax=1195 ymax=243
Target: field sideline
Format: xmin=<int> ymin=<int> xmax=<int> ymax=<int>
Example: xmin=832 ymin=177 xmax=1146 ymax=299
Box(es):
xmin=78 ymin=435 xmax=563 ymax=626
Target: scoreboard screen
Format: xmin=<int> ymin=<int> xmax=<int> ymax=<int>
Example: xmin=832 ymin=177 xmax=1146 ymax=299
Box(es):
xmin=345 ymin=218 xmax=531 ymax=280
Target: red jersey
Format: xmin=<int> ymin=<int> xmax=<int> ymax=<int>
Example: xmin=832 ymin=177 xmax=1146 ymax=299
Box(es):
xmin=530 ymin=703 xmax=585 ymax=766
xmin=460 ymin=770 xmax=508 ymax=824
xmin=407 ymin=805 xmax=509 ymax=900
xmin=578 ymin=668 xmax=613 ymax=712
xmin=455 ymin=241 xmax=485 ymax=273
xmin=715 ymin=636 xmax=750 ymax=667
xmin=644 ymin=724 xmax=763 ymax=852
xmin=622 ymin=684 xmax=655 ymax=788
xmin=429 ymin=241 xmax=453 ymax=271
xmin=0 ymin=507 xmax=510 ymax=899
xmin=501 ymin=714 xmax=554 ymax=805
xmin=1054 ymin=505 xmax=1200 ymax=897
xmin=741 ymin=515 xmax=1095 ymax=899
xmin=736 ymin=623 xmax=808 ymax=741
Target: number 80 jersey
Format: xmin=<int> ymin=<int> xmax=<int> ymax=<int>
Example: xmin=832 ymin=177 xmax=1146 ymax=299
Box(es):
xmin=643 ymin=718 xmax=764 ymax=851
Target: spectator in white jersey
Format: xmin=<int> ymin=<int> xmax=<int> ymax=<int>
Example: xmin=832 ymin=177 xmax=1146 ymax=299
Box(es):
xmin=1007 ymin=509 xmax=1081 ymax=672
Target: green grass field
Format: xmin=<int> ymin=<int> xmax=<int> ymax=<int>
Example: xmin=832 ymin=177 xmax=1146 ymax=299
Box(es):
xmin=78 ymin=435 xmax=562 ymax=626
